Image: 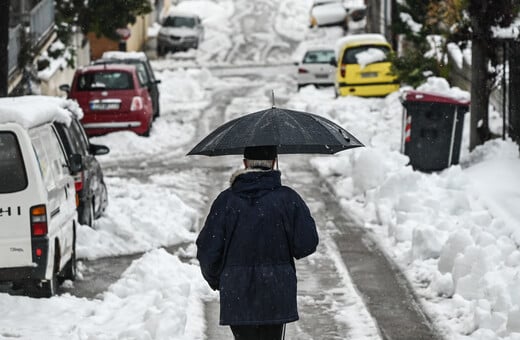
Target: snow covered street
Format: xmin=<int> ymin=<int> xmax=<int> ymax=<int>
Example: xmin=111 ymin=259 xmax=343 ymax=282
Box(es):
xmin=1 ymin=0 xmax=520 ymax=339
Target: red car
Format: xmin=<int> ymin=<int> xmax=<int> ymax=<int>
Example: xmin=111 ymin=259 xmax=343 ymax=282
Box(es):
xmin=62 ymin=64 xmax=153 ymax=136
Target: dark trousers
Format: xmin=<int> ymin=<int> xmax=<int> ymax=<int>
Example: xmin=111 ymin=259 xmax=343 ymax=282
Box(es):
xmin=230 ymin=324 xmax=284 ymax=340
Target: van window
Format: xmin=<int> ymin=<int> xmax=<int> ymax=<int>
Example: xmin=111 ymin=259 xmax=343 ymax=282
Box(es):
xmin=342 ymin=45 xmax=390 ymax=64
xmin=0 ymin=132 xmax=28 ymax=193
xmin=77 ymin=71 xmax=133 ymax=91
xmin=30 ymin=126 xmax=68 ymax=191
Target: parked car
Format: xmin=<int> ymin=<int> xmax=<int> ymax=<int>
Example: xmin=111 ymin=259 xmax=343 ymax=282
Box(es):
xmin=93 ymin=51 xmax=161 ymax=119
xmin=309 ymin=0 xmax=349 ymax=31
xmin=334 ymin=34 xmax=400 ymax=97
xmin=61 ymin=64 xmax=154 ymax=137
xmin=0 ymin=96 xmax=80 ymax=298
xmin=157 ymin=10 xmax=204 ymax=55
xmin=54 ymin=117 xmax=109 ymax=228
xmin=296 ymin=46 xmax=336 ymax=90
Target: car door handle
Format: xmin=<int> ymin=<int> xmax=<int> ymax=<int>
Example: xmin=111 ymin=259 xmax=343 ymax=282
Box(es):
xmin=51 ymin=207 xmax=60 ymax=218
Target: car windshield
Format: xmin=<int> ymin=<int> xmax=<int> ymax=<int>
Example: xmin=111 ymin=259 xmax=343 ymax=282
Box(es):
xmin=303 ymin=50 xmax=335 ymax=64
xmin=77 ymin=71 xmax=134 ymax=91
xmin=163 ymin=16 xmax=196 ymax=28
xmin=0 ymin=132 xmax=27 ymax=193
xmin=342 ymin=45 xmax=390 ymax=65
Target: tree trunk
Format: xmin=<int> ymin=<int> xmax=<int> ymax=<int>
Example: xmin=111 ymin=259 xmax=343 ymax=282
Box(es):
xmin=469 ymin=36 xmax=491 ymax=150
xmin=510 ymin=40 xmax=520 ymax=144
xmin=0 ymin=0 xmax=9 ymax=97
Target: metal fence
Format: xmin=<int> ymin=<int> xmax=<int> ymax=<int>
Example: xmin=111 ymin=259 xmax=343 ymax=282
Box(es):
xmin=30 ymin=0 xmax=55 ymax=46
xmin=8 ymin=25 xmax=23 ymax=75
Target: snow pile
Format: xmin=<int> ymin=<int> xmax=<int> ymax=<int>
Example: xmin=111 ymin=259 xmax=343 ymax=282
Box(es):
xmin=0 ymin=249 xmax=214 ymax=339
xmin=275 ymin=0 xmax=310 ymax=42
xmin=416 ymin=76 xmax=470 ymax=102
xmin=0 ymin=95 xmax=83 ymax=128
xmin=355 ymin=47 xmax=387 ymax=68
xmin=297 ymin=82 xmax=520 ymax=339
xmin=78 ymin=176 xmax=200 ymax=260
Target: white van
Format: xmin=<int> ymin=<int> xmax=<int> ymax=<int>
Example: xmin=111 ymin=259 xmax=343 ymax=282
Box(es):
xmin=0 ymin=96 xmax=82 ymax=297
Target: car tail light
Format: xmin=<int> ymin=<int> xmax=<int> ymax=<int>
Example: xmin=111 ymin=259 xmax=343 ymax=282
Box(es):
xmin=74 ymin=171 xmax=84 ymax=192
xmin=298 ymin=68 xmax=309 ymax=74
xmin=340 ymin=65 xmax=346 ymax=78
xmin=131 ymin=96 xmax=144 ymax=111
xmin=30 ymin=205 xmax=48 ymax=237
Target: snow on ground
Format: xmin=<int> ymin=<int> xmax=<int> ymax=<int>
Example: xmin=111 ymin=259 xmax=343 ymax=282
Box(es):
xmin=2 ymin=0 xmax=520 ymax=337
xmin=0 ymin=249 xmax=214 ymax=339
xmin=292 ymin=81 xmax=520 ymax=339
xmin=77 ymin=175 xmax=201 ymax=260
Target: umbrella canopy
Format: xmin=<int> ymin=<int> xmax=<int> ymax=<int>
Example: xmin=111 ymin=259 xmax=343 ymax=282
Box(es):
xmin=187 ymin=107 xmax=363 ymax=156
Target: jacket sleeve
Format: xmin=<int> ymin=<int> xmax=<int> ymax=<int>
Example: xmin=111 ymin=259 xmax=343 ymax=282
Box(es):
xmin=291 ymin=192 xmax=319 ymax=259
xmin=196 ymin=194 xmax=227 ymax=290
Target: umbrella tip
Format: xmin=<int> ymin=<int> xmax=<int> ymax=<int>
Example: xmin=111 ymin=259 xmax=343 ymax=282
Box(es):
xmin=271 ymin=90 xmax=275 ymax=108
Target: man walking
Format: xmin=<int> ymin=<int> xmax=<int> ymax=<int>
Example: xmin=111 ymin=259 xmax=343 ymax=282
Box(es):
xmin=196 ymin=145 xmax=319 ymax=340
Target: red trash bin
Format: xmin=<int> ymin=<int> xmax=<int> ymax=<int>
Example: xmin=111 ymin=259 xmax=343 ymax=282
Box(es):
xmin=400 ymin=90 xmax=470 ymax=172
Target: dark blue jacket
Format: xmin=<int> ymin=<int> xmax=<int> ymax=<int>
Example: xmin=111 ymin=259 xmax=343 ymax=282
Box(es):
xmin=196 ymin=169 xmax=319 ymax=326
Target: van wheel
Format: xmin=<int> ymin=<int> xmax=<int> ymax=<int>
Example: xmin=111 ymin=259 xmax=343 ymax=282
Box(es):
xmin=61 ymin=228 xmax=77 ymax=281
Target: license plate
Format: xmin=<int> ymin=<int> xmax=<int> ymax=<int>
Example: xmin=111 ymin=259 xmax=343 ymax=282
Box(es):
xmin=90 ymin=102 xmax=120 ymax=110
xmin=315 ymin=74 xmax=329 ymax=79
xmin=361 ymin=72 xmax=378 ymax=78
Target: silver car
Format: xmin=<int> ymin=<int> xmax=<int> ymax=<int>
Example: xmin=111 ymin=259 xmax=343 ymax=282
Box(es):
xmin=157 ymin=12 xmax=204 ymax=55
xmin=296 ymin=47 xmax=336 ymax=90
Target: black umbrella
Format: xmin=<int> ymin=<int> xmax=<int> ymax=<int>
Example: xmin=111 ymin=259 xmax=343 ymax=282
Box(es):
xmin=187 ymin=106 xmax=363 ymax=156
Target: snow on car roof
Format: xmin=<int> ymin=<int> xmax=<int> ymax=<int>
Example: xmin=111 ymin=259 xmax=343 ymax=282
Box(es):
xmin=101 ymin=51 xmax=148 ymax=62
xmin=0 ymin=95 xmax=83 ymax=129
xmin=335 ymin=33 xmax=388 ymax=59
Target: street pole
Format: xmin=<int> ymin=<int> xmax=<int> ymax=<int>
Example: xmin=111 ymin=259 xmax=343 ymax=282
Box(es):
xmin=0 ymin=0 xmax=10 ymax=97
xmin=509 ymin=40 xmax=520 ymax=145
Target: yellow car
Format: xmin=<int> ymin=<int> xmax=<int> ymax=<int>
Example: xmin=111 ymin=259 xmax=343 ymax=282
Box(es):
xmin=334 ymin=34 xmax=399 ymax=97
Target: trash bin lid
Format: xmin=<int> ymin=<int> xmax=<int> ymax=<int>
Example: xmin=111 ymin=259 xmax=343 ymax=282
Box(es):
xmin=402 ymin=90 xmax=470 ymax=106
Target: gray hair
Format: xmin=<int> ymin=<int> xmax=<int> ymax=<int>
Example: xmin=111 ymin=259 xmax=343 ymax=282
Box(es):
xmin=245 ymin=159 xmax=274 ymax=169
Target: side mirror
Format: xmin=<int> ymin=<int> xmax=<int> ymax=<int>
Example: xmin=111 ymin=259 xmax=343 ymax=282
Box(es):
xmin=69 ymin=154 xmax=83 ymax=173
xmin=330 ymin=57 xmax=337 ymax=67
xmin=90 ymin=143 xmax=110 ymax=156
xmin=293 ymin=61 xmax=299 ymax=66
xmin=154 ymin=79 xmax=162 ymax=84
xmin=59 ymin=84 xmax=70 ymax=94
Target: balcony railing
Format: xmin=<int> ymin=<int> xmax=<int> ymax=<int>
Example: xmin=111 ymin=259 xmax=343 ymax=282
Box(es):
xmin=30 ymin=0 xmax=55 ymax=46
xmin=7 ymin=0 xmax=56 ymax=76
xmin=8 ymin=25 xmax=23 ymax=75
